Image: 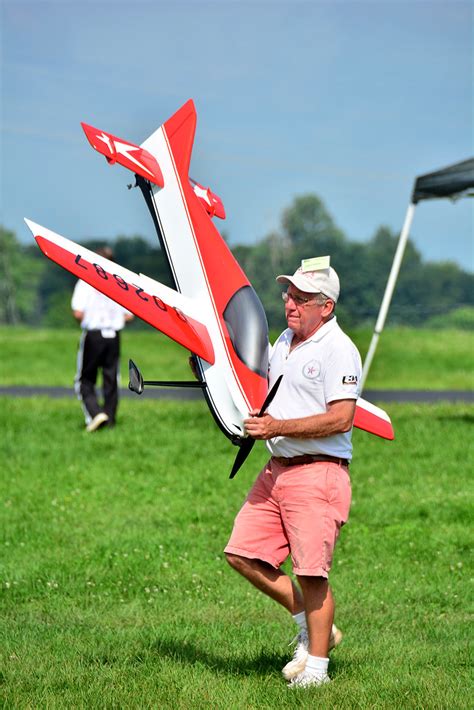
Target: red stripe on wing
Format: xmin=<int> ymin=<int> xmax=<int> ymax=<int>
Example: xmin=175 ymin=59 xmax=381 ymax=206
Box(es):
xmin=35 ymin=236 xmax=214 ymax=364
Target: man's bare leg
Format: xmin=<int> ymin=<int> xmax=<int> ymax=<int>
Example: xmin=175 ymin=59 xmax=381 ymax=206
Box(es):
xmin=297 ymin=575 xmax=334 ymax=657
xmin=225 ymin=553 xmax=304 ymax=613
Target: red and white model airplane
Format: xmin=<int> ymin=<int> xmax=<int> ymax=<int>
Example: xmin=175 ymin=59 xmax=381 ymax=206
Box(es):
xmin=25 ymin=100 xmax=393 ymax=476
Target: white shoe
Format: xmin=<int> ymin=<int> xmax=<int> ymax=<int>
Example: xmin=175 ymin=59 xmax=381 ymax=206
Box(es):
xmin=330 ymin=624 xmax=343 ymax=650
xmin=288 ymin=670 xmax=330 ymax=689
xmin=86 ymin=412 xmax=109 ymax=432
xmin=282 ymin=628 xmax=308 ymax=681
xmin=281 ymin=624 xmax=342 ymax=681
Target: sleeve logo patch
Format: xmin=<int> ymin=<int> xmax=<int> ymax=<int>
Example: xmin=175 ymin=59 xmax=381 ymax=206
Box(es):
xmin=342 ymin=375 xmax=358 ymax=385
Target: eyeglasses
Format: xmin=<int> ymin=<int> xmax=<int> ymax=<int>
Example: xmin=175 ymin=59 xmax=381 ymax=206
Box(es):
xmin=282 ymin=291 xmax=320 ymax=307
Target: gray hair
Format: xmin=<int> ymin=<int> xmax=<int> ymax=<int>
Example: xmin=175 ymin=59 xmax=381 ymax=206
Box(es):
xmin=315 ymin=292 xmax=331 ymax=305
xmin=316 ymin=292 xmax=336 ymax=317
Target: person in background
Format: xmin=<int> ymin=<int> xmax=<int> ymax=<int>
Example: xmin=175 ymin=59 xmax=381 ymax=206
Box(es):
xmin=224 ymin=257 xmax=361 ymax=688
xmin=71 ymin=247 xmax=134 ymax=432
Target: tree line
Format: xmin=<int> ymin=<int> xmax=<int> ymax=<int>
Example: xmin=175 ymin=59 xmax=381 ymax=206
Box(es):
xmin=1 ymin=194 xmax=473 ymax=331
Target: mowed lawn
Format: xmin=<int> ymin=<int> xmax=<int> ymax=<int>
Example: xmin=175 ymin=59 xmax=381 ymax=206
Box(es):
xmin=1 ymin=325 xmax=473 ymax=389
xmin=1 ymin=397 xmax=472 ymax=708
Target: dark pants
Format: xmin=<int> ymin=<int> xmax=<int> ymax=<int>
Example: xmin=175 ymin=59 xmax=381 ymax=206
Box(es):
xmin=75 ymin=330 xmax=120 ymax=425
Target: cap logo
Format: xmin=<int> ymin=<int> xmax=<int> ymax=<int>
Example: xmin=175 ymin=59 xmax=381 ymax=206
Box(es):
xmin=301 ymin=256 xmax=330 ymax=273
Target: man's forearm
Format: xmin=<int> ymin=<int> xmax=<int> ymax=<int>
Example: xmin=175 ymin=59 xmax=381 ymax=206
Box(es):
xmin=244 ymin=400 xmax=356 ymax=440
xmin=275 ymin=412 xmax=353 ymax=439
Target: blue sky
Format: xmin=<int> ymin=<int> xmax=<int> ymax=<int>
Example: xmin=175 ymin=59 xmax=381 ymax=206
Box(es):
xmin=2 ymin=0 xmax=473 ymax=271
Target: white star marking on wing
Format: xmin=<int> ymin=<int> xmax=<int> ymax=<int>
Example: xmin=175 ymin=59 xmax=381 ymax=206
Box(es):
xmin=193 ymin=183 xmax=212 ymax=206
xmin=95 ymin=133 xmax=155 ymax=178
xmin=96 ymin=132 xmax=114 ymax=154
xmin=113 ymin=140 xmax=154 ymax=177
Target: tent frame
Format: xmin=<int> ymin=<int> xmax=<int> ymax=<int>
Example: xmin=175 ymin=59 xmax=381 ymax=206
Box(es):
xmin=360 ymin=157 xmax=474 ymax=391
xmin=360 ymin=203 xmax=415 ymax=389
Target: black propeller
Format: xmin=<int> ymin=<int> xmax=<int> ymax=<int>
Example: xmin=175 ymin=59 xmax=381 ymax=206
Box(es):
xmin=229 ymin=374 xmax=283 ymax=479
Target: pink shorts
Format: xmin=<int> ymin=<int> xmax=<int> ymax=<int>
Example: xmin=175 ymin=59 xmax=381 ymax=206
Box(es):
xmin=224 ymin=459 xmax=351 ymax=577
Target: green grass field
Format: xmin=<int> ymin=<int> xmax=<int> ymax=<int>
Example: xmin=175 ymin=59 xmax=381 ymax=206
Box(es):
xmin=0 ymin=325 xmax=473 ymax=389
xmin=1 ymin=397 xmax=472 ymax=708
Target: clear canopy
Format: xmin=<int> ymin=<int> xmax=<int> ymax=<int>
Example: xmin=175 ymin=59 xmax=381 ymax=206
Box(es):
xmin=223 ymin=286 xmax=269 ymax=377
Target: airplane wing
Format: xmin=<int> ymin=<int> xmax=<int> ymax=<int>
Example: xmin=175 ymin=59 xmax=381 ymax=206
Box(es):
xmin=24 ymin=219 xmax=215 ymax=364
xmin=81 ymin=123 xmax=164 ymax=188
xmin=354 ymin=398 xmax=394 ymax=440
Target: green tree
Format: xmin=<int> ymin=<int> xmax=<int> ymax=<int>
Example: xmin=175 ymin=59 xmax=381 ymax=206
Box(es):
xmin=364 ymin=226 xmax=425 ymax=324
xmin=0 ymin=227 xmax=45 ymax=324
xmin=35 ymin=250 xmax=77 ymax=325
xmin=281 ymin=194 xmax=346 ymax=255
xmin=231 ymin=197 xmax=473 ymax=331
xmin=5 ymin=192 xmax=472 ymax=333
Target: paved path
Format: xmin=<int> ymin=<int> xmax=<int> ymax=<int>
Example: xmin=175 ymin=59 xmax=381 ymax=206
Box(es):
xmin=0 ymin=386 xmax=473 ymax=403
xmin=0 ymin=386 xmax=203 ymax=401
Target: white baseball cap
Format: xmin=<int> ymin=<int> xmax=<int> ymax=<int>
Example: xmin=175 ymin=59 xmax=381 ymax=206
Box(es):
xmin=276 ymin=257 xmax=340 ymax=302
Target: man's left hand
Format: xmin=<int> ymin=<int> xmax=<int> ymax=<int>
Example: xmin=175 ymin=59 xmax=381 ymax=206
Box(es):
xmin=244 ymin=413 xmax=280 ymax=440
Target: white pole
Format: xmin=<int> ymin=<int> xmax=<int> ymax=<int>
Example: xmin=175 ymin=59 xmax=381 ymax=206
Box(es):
xmin=361 ymin=202 xmax=417 ymax=391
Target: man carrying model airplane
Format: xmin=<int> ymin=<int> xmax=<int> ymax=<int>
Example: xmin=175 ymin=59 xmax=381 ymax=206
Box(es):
xmin=25 ymin=101 xmax=392 ymax=688
xmin=225 ymin=257 xmax=361 ymax=689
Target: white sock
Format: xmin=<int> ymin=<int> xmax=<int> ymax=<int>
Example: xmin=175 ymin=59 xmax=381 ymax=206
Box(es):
xmin=292 ymin=611 xmax=307 ymax=632
xmin=305 ymin=654 xmax=329 ymax=677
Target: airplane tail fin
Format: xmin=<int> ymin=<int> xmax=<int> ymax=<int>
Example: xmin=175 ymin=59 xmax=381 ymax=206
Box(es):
xmin=162 ymin=99 xmax=197 ymax=179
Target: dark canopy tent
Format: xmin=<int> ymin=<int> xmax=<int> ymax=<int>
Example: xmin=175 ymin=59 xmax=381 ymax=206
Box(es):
xmin=412 ymin=158 xmax=474 ymax=203
xmin=361 ymin=157 xmax=474 ymax=389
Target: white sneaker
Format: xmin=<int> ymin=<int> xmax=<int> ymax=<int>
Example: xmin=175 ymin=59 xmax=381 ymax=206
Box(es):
xmin=282 ymin=628 xmax=309 ymax=681
xmin=330 ymin=624 xmax=343 ymax=650
xmin=281 ymin=624 xmax=342 ymax=681
xmin=288 ymin=670 xmax=330 ymax=689
xmin=86 ymin=412 xmax=109 ymax=432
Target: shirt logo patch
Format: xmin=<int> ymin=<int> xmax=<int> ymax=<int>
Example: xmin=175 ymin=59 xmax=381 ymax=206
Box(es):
xmin=303 ymin=359 xmax=320 ymax=379
xmin=342 ymin=375 xmax=358 ymax=385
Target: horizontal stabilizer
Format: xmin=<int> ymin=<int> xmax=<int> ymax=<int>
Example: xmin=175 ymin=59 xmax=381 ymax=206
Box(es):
xmin=24 ymin=219 xmax=214 ymax=364
xmin=190 ymin=178 xmax=226 ymax=219
xmin=81 ymin=122 xmax=164 ymax=187
xmin=354 ymin=398 xmax=394 ymax=440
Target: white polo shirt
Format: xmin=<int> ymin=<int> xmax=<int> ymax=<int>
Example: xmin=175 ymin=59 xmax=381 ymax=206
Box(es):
xmin=266 ymin=316 xmax=362 ymax=459
xmin=71 ymin=280 xmax=131 ymax=332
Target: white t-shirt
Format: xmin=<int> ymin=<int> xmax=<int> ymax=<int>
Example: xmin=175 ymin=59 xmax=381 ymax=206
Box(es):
xmin=71 ymin=280 xmax=131 ymax=332
xmin=266 ymin=316 xmax=362 ymax=459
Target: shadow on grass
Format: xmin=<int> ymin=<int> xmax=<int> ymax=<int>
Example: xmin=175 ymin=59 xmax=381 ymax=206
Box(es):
xmin=150 ymin=638 xmax=285 ymax=676
xmin=81 ymin=641 xmax=350 ymax=682
xmin=435 ymin=412 xmax=474 ymax=424
xmin=149 ymin=638 xmax=349 ymax=678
